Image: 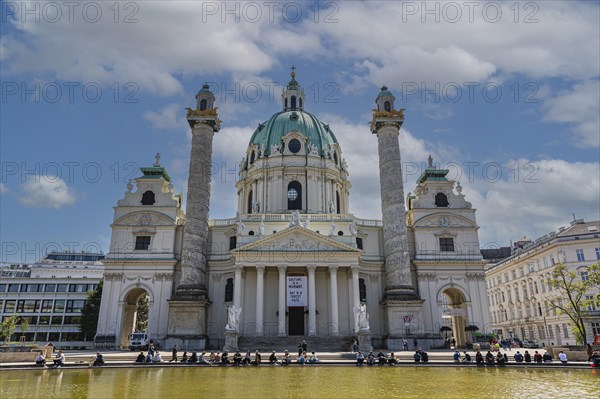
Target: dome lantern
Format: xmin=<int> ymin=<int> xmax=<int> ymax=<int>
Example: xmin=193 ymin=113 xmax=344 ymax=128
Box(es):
xmin=281 ymin=65 xmax=305 ymax=111
xmin=375 ymin=85 xmax=395 ymax=112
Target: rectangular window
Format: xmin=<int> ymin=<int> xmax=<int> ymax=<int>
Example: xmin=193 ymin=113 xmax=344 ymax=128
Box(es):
xmin=580 ymin=272 xmax=589 ymax=282
xmin=135 ymin=236 xmax=151 ymax=250
xmin=576 ymin=249 xmax=585 ymax=261
xmin=224 ymin=278 xmax=234 ymax=302
xmin=44 ymin=284 xmax=56 ymax=293
xmin=51 ymin=316 xmax=63 ymax=325
xmin=57 ymin=284 xmax=68 ymax=293
xmin=54 ymin=300 xmax=65 ymax=313
xmin=439 ymin=237 xmax=454 ymax=252
xmin=595 ymin=248 xmax=600 ymax=260
xmin=21 ymin=300 xmax=40 ymax=313
xmin=0 ymin=284 xmax=6 ymax=293
xmin=562 ymin=323 xmax=569 ymax=338
xmin=41 ymin=300 xmax=53 ymax=313
xmin=38 ymin=316 xmax=51 ymax=325
xmin=4 ymin=300 xmax=16 ymax=313
xmin=27 ymin=284 xmax=42 ymax=292
xmin=48 ymin=332 xmax=61 ymax=341
xmin=65 ymin=300 xmax=85 ymax=313
xmin=229 ymin=236 xmax=237 ymax=250
xmin=8 ymin=284 xmax=19 ymax=292
xmin=356 ymin=237 xmax=363 ymax=250
xmin=20 ymin=284 xmax=28 ymax=292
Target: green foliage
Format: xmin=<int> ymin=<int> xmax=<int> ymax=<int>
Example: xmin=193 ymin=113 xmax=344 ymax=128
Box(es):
xmin=0 ymin=314 xmax=20 ymax=342
xmin=79 ymin=280 xmax=103 ymax=341
xmin=135 ymin=295 xmax=149 ymax=332
xmin=19 ymin=317 xmax=30 ymax=336
xmin=547 ymin=263 xmax=599 ymax=345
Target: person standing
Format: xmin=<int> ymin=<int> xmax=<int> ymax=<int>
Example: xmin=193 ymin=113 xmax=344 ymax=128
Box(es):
xmin=302 ymin=340 xmax=307 ymax=353
xmin=170 ymin=345 xmax=178 ymax=362
xmin=403 ymin=339 xmax=409 ymax=351
xmin=413 ymin=338 xmax=418 ymax=349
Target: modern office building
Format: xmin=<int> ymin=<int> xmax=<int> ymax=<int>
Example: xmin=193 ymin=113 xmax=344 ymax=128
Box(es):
xmin=0 ymin=251 xmax=104 ymax=347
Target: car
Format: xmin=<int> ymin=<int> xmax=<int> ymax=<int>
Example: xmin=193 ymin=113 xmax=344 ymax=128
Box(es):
xmin=522 ymin=340 xmax=539 ymax=348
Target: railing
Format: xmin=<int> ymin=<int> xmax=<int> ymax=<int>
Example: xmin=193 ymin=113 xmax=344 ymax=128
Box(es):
xmin=208 ymin=214 xmax=383 ymax=227
xmin=416 ymin=251 xmax=484 ymax=261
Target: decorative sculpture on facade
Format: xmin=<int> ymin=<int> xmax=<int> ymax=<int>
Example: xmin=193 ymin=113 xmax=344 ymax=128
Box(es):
xmin=289 ymin=210 xmax=301 ymax=227
xmin=258 ymin=215 xmax=265 ymax=236
xmin=349 ymin=221 xmax=357 ymax=236
xmin=236 ymin=217 xmax=245 ymax=235
xmin=308 ymin=143 xmax=319 ymax=156
xmin=354 ymin=303 xmax=370 ymax=332
xmin=329 ymin=220 xmax=336 ymax=236
xmin=226 ymin=304 xmax=242 ymax=331
xmin=252 ymin=200 xmax=260 ymax=214
xmin=271 ymin=143 xmax=282 ymax=155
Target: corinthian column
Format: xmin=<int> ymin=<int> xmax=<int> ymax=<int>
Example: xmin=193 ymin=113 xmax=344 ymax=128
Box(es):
xmin=177 ymin=92 xmax=221 ymax=300
xmin=371 ymin=98 xmax=416 ymax=300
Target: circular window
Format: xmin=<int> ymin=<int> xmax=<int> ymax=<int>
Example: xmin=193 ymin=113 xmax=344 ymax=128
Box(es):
xmin=288 ymin=188 xmax=298 ymax=201
xmin=288 ymin=139 xmax=301 ymax=154
xmin=248 ymin=230 xmax=255 ymax=236
xmin=337 ymin=231 xmax=344 ymax=236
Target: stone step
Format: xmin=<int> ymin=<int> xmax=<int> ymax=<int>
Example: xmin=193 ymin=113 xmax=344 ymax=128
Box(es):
xmin=237 ymin=336 xmax=354 ymax=352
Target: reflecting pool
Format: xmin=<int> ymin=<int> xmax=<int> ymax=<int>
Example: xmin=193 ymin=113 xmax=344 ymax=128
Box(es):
xmin=1 ymin=366 xmax=598 ymax=398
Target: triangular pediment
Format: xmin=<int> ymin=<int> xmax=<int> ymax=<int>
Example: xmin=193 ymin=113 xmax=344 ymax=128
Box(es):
xmin=233 ymin=225 xmax=360 ymax=253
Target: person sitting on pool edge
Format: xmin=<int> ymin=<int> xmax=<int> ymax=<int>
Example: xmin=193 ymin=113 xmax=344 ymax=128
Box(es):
xmin=135 ymin=352 xmax=145 ymax=363
xmin=92 ymin=352 xmax=105 ymax=367
xmin=35 ymin=353 xmax=46 ymax=366
xmin=387 ymin=352 xmax=397 ymax=366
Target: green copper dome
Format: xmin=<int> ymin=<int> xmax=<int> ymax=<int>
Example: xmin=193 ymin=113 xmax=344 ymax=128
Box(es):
xmin=249 ymin=110 xmax=339 ymax=157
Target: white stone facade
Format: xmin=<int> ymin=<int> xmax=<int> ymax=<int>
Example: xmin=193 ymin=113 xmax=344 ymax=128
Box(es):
xmin=97 ymin=77 xmax=491 ymax=350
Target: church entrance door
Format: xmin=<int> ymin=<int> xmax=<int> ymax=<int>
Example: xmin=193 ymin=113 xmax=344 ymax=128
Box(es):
xmin=288 ymin=307 xmax=305 ymax=335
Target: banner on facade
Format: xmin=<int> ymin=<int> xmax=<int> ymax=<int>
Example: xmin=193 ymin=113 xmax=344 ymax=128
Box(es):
xmin=287 ymin=276 xmax=307 ymax=306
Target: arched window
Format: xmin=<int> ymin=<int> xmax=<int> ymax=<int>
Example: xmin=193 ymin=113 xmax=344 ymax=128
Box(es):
xmin=434 ymin=193 xmax=449 ymax=207
xmin=291 ymin=95 xmax=297 ymax=110
xmin=287 ymin=181 xmax=302 ymax=210
xmin=200 ymin=99 xmax=207 ymax=111
xmin=225 ymin=278 xmax=233 ymax=302
xmin=250 ymin=151 xmax=256 ymax=164
xmin=285 ymin=98 xmax=288 ymax=109
xmin=384 ymin=101 xmax=391 ymax=112
xmin=359 ymin=278 xmax=367 ymax=302
xmin=336 ymin=191 xmax=341 ymax=214
xmin=141 ymin=191 xmax=155 ymax=205
xmin=333 ymin=152 xmax=338 ymax=165
xmin=247 ymin=190 xmax=253 ymax=214
xmin=299 ymin=97 xmax=303 ymax=109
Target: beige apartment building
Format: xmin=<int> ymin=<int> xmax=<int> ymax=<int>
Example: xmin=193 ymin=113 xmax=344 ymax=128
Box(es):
xmin=485 ymin=219 xmax=600 ymax=345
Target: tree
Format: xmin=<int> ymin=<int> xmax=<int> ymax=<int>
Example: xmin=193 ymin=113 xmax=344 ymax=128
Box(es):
xmin=0 ymin=314 xmax=20 ymax=342
xmin=79 ymin=280 xmax=103 ymax=341
xmin=135 ymin=295 xmax=149 ymax=332
xmin=20 ymin=317 xmax=30 ymax=340
xmin=547 ymin=263 xmax=599 ymax=345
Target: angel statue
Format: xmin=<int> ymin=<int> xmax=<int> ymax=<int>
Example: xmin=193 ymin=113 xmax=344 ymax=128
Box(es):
xmin=226 ymin=304 xmax=242 ymax=331
xmin=354 ymin=303 xmax=370 ymax=332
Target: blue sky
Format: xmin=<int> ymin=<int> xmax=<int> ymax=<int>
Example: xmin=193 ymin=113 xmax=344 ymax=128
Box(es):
xmin=1 ymin=1 xmax=599 ymax=263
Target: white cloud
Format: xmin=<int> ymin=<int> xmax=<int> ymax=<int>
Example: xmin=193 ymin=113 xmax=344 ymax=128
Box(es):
xmin=144 ymin=103 xmax=188 ymax=131
xmin=467 ymin=159 xmax=600 ymax=246
xmin=18 ymin=177 xmax=77 ymax=209
xmin=0 ymin=182 xmax=8 ymax=194
xmin=543 ymin=80 xmax=600 ymax=147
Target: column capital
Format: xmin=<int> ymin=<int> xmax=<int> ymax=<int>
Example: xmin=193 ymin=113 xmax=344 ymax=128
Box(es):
xmin=277 ymin=265 xmax=287 ymax=273
xmin=256 ymin=265 xmax=266 ymax=273
xmin=329 ymin=265 xmax=339 ymax=272
xmin=306 ymin=265 xmax=317 ymax=273
xmin=234 ymin=264 xmax=244 ymax=273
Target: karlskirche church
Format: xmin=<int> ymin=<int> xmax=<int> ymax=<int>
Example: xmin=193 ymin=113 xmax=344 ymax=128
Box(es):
xmin=96 ymin=71 xmax=490 ymax=351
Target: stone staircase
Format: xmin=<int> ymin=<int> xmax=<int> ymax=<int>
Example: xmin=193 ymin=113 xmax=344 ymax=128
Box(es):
xmin=237 ymin=336 xmax=354 ymax=352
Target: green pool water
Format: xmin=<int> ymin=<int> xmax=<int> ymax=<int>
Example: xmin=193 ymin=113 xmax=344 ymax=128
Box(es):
xmin=1 ymin=366 xmax=598 ymax=398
